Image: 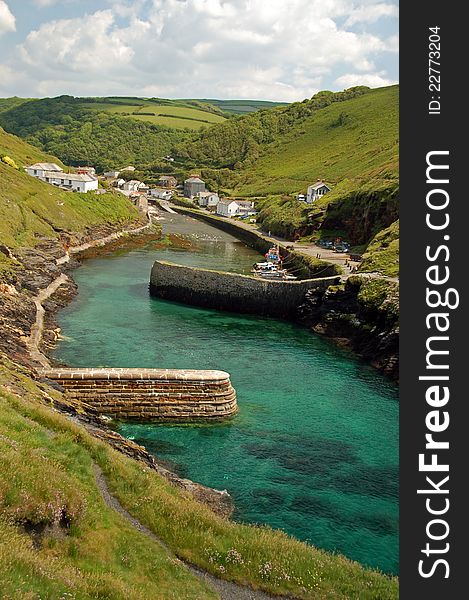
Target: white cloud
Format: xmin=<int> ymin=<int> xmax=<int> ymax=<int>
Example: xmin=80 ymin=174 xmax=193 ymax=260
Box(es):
xmin=33 ymin=0 xmax=61 ymax=6
xmin=6 ymin=0 xmax=398 ymax=100
xmin=0 ymin=1 xmax=15 ymax=34
xmin=345 ymin=3 xmax=398 ymax=26
xmin=334 ymin=71 xmax=396 ymax=88
xmin=20 ymin=10 xmax=143 ymax=74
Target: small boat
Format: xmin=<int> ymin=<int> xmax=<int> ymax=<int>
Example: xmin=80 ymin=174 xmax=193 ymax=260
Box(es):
xmin=257 ymin=268 xmax=297 ymax=281
xmin=264 ymin=245 xmax=282 ymax=263
xmin=252 ymin=261 xmax=279 ymax=273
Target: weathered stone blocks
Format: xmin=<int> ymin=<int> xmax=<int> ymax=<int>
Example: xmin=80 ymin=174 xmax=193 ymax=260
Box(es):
xmin=39 ymin=367 xmax=237 ymax=421
xmin=150 ymin=260 xmax=341 ymax=318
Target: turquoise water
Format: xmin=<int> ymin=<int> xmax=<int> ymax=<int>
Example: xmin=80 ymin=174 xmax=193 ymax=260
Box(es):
xmin=53 ymin=213 xmax=399 ymax=575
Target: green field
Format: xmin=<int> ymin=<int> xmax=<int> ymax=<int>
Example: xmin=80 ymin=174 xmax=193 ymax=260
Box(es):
xmin=78 ymin=100 xmax=227 ymax=130
xmin=196 ymin=99 xmax=289 ymax=115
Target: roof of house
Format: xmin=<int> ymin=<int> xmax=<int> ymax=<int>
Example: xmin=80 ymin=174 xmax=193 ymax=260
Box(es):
xmin=124 ymin=180 xmax=142 ymax=185
xmin=29 ymin=162 xmax=63 ymax=172
xmin=43 ymin=171 xmax=97 ymax=182
xmin=185 ymin=177 xmax=204 ymax=184
xmin=308 ymin=181 xmax=331 ymax=191
xmin=158 ymin=175 xmax=176 ymax=180
xmin=198 ymin=191 xmax=218 ymax=198
xmin=234 ymin=200 xmax=254 ymax=208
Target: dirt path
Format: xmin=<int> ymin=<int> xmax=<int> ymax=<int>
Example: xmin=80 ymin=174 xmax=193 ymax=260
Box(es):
xmin=26 ymin=273 xmax=69 ymax=368
xmin=56 ymin=218 xmax=154 ymax=265
xmin=92 ymin=463 xmax=279 ymax=600
xmin=28 ymin=217 xmax=158 ymax=367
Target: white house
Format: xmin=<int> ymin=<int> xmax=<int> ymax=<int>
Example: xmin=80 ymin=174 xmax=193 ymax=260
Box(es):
xmin=216 ymin=199 xmax=255 ymax=218
xmin=26 ymin=163 xmax=98 ymax=192
xmin=197 ymin=191 xmax=219 ymax=208
xmin=306 ymin=180 xmax=331 ymax=203
xmin=122 ymin=180 xmax=143 ymax=192
xmin=150 ymin=189 xmax=173 ymax=200
xmin=25 ymin=163 xmax=63 ymax=178
xmin=43 ymin=172 xmax=98 ymax=193
xmin=104 ymin=170 xmax=120 ymax=179
xmin=114 ymin=178 xmax=126 ymax=188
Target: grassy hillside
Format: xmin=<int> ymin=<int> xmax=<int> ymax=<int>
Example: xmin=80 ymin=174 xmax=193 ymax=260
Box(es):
xmin=76 ymin=97 xmax=227 ymax=130
xmin=0 ymin=97 xmax=32 ymax=113
xmin=184 ymin=86 xmax=398 ymax=268
xmin=0 ymin=97 xmax=193 ymax=171
xmin=359 ymin=220 xmax=399 ymax=277
xmin=197 ymin=99 xmax=289 ymax=115
xmin=235 ymin=86 xmax=398 ymax=197
xmin=0 ymin=355 xmax=398 ymax=599
xmin=0 ymin=127 xmax=140 ymax=275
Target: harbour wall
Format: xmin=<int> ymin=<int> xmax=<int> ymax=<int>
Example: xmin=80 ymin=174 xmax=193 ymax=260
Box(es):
xmin=150 ymin=260 xmax=341 ymax=318
xmin=170 ymin=206 xmax=341 ymax=279
xmin=39 ymin=367 xmax=237 ymax=421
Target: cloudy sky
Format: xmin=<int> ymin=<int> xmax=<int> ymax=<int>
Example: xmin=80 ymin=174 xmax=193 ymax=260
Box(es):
xmin=0 ymin=0 xmax=398 ymax=101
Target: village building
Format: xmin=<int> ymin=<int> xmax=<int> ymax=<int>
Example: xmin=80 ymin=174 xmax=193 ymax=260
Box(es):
xmin=196 ymin=191 xmax=219 ymax=209
xmin=184 ymin=176 xmax=206 ymax=198
xmin=150 ymin=189 xmax=173 ymax=200
xmin=113 ymin=178 xmax=126 ymax=188
xmin=157 ymin=175 xmax=177 ymax=188
xmin=25 ymin=163 xmax=63 ymax=178
xmin=76 ymin=166 xmax=96 ymax=176
xmin=216 ymin=199 xmax=255 ymax=218
xmin=25 ymin=163 xmax=99 ymax=192
xmin=122 ymin=180 xmax=143 ymax=192
xmin=306 ymin=180 xmax=331 ymax=203
xmin=121 ymin=166 xmax=136 ymax=172
xmin=104 ymin=170 xmax=120 ymax=179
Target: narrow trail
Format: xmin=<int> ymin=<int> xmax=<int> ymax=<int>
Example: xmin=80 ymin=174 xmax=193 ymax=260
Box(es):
xmin=28 ymin=216 xmax=158 ymax=367
xmin=27 ymin=273 xmax=69 ymax=368
xmin=56 ymin=218 xmax=154 ymax=265
xmin=92 ymin=463 xmax=279 ymax=600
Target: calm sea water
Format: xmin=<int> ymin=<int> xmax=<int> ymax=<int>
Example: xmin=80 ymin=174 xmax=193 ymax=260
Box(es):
xmin=53 ymin=213 xmax=399 ymax=574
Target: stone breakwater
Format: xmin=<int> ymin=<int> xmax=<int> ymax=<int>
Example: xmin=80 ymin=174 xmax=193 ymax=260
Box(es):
xmin=150 ymin=260 xmax=341 ymax=318
xmin=39 ymin=368 xmax=237 ymax=421
xmin=170 ymin=206 xmax=340 ymax=279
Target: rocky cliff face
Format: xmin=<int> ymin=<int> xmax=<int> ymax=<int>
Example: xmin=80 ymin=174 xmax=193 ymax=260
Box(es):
xmin=297 ymin=276 xmax=399 ymax=380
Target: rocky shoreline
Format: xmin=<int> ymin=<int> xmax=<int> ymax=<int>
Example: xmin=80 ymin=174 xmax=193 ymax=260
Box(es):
xmin=297 ymin=276 xmax=399 ymax=380
xmin=0 ymin=222 xmax=234 ymax=518
xmin=0 ymin=216 xmax=398 ymax=524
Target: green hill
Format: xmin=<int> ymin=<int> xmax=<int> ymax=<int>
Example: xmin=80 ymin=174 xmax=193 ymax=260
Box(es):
xmin=0 ymin=97 xmax=193 ymax=171
xmin=176 ymin=86 xmax=398 ymax=271
xmin=0 ymin=127 xmax=140 ymax=275
xmin=75 ymin=97 xmax=227 ymax=130
xmin=196 ymin=99 xmax=289 ymax=115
